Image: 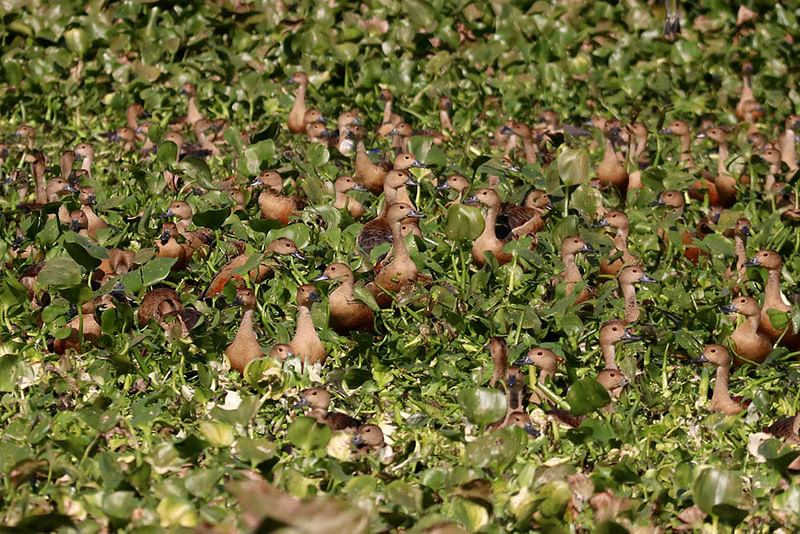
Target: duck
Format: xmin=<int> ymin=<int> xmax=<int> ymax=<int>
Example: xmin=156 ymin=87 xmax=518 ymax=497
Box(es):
xmin=439 ymin=96 xmax=453 ymax=133
xmin=369 ymin=203 xmax=425 ymax=307
xmin=735 ymin=62 xmax=761 ymax=121
xmin=53 ymin=300 xmax=101 ymax=354
xmin=137 ymin=288 xmax=202 ymax=338
xmin=354 ymin=141 xmax=392 ymax=194
xmin=387 ymin=122 xmax=413 ymax=153
xmin=490 ymin=411 xmax=540 ymax=437
xmin=663 ymin=0 xmax=681 ymax=38
xmin=14 ymin=124 xmax=36 ymax=151
xmin=697 ymin=126 xmax=737 ymax=207
xmin=251 ymin=170 xmax=303 ymax=226
xmin=513 ymin=347 xmax=563 ymax=405
xmin=596 ymin=121 xmax=628 ymax=195
xmin=333 ymin=176 xmax=367 ymax=219
xmin=598 ymin=320 xmax=640 ymax=370
xmin=155 ymin=223 xmax=194 ymax=271
xmin=720 ymin=296 xmax=773 ymax=365
xmin=356 ymin=170 xmax=420 ymax=254
xmin=28 ymin=152 xmax=48 ymax=205
xmin=269 ymin=344 xmax=294 ymax=361
xmin=289 ymin=284 xmax=326 ymax=365
xmin=724 ymin=218 xmax=751 ymax=283
xmin=161 ymin=200 xmax=214 ymax=254
xmin=311 ymin=263 xmax=374 ymax=334
xmin=765 ymin=413 xmax=800 ymax=446
xmin=778 ymin=114 xmax=799 ymax=171
xmin=500 ymin=121 xmax=538 ymax=164
xmin=487 ymin=336 xmax=510 ymax=387
xmin=485 ymin=336 xmax=526 ymax=410
xmin=544 ymin=369 xmax=630 ymax=428
xmin=659 ymin=120 xmax=694 ymax=168
xmin=352 ymin=424 xmax=385 ymax=452
xmin=68 ymin=209 xmax=90 ymax=238
xmin=555 ymin=235 xmax=599 ymax=303
xmin=596 ymin=210 xmax=640 ymax=277
xmin=691 ymin=345 xmax=748 ymax=415
xmin=761 ymin=147 xmax=783 ymax=192
xmin=74 ymin=142 xmax=94 ymax=179
xmin=498 ymin=197 xmax=547 ymax=239
xmin=435 ymin=174 xmax=470 ymax=206
xmin=94 ymin=249 xmax=136 ymax=286
xmin=378 ymin=89 xmax=403 ymax=128
xmin=743 ymin=249 xmax=800 ymax=350
xmin=306 ymin=121 xmax=330 ymax=144
xmin=225 ymin=288 xmax=262 ymax=373
xmin=286 ymin=72 xmax=310 ymax=134
xmin=618 ymin=265 xmax=658 ymax=324
xmin=463 ymin=188 xmax=513 ymax=266
xmin=294 ymin=387 xmax=361 ymax=431
xmin=76 ymin=186 xmax=109 ymax=237
xmin=202 ymin=238 xmax=305 ymax=298
xmin=193 ymin=119 xmax=222 ymax=157
xmin=173 ymin=83 xmax=204 ymax=129
xmin=125 ymin=103 xmax=147 ymax=131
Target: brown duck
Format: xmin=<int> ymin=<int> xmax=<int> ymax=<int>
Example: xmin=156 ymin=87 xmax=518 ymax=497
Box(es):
xmin=369 ymin=203 xmax=425 ymax=307
xmin=720 ymin=296 xmax=773 ymax=365
xmin=294 ymin=387 xmax=361 ymax=431
xmin=596 ymin=120 xmax=628 ymax=195
xmin=251 ymin=170 xmax=303 ymax=226
xmin=618 ymin=265 xmax=658 ymax=324
xmin=555 ymin=235 xmax=599 ymax=303
xmin=226 ymin=288 xmax=263 ymax=373
xmin=436 ymin=174 xmax=471 ymax=206
xmin=333 ymin=176 xmax=367 ymax=220
xmin=312 ymin=263 xmax=374 ymax=334
xmin=596 ymin=210 xmax=640 ymax=277
xmin=514 ymin=347 xmax=563 ymax=405
xmin=692 ymin=345 xmax=749 ymax=415
xmin=545 ymin=369 xmax=629 ymax=427
xmin=290 ymin=284 xmax=326 ymax=365
xmin=599 ymin=320 xmax=640 ymax=370
xmin=203 ymin=238 xmax=305 ymax=298
xmin=464 ymin=188 xmax=513 ymax=266
xmin=287 ymin=72 xmax=310 ymax=134
xmin=53 ymin=300 xmax=102 ymax=355
xmin=743 ymin=249 xmax=800 ymax=350
xmin=352 ymin=424 xmax=385 ymax=452
xmin=356 ymin=170 xmax=419 ymax=254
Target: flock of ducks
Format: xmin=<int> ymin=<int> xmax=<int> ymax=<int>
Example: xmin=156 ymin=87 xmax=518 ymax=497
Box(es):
xmin=3 ymin=58 xmax=800 ymax=462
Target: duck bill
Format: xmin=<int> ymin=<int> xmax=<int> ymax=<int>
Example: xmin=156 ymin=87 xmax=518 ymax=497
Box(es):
xmin=718 ymin=303 xmax=737 ymax=314
xmin=291 ymin=251 xmax=306 ymax=261
xmin=311 ymin=273 xmax=330 ymax=282
xmin=639 ymin=273 xmax=658 ymax=283
xmin=351 ymin=183 xmax=368 ymax=192
xmin=435 ymin=182 xmax=451 ymax=190
xmin=411 ymin=160 xmax=428 ymax=168
xmin=512 ymin=356 xmax=533 ymax=366
xmin=160 ymin=231 xmax=171 ymax=244
xmin=405 ymin=178 xmax=419 ymax=186
xmin=696 ymin=132 xmax=707 ymax=139
xmin=406 ymin=209 xmax=425 ymax=219
xmin=70 ymin=219 xmax=80 ymax=232
xmin=620 ymin=330 xmax=641 ymax=341
xmin=160 ymin=208 xmax=174 ymax=218
xmin=524 ymin=423 xmax=540 ymax=437
xmin=463 ymin=195 xmax=479 ymax=205
xmin=649 ymin=199 xmax=666 ymax=207
xmin=690 ymin=354 xmax=708 ymax=364
xmin=740 ymin=226 xmax=751 ymax=237
xmin=507 ymin=374 xmax=517 ymax=387
xmin=580 ymin=243 xmax=599 ymax=254
xmin=308 ymin=292 xmax=323 ymax=303
xmin=249 ymin=178 xmax=263 ymax=187
xmin=500 ymin=125 xmax=514 ymax=135
xmin=594 ymin=218 xmax=610 ymax=228
xmin=659 ymin=127 xmax=673 ymax=135
xmin=742 ymin=257 xmax=761 ymax=267
xmin=292 ymin=399 xmax=309 ymax=410
xmin=351 ymin=435 xmax=365 ymax=447
xmin=230 ymin=295 xmax=244 ymax=307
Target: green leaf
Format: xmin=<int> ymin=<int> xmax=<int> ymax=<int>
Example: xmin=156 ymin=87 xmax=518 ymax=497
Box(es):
xmin=141 ymin=256 xmax=177 ymax=285
xmin=242 ymin=140 xmax=275 ymax=175
xmin=179 ymin=156 xmax=213 ymax=189
xmin=306 ymin=143 xmax=330 ymax=167
xmin=64 ymin=28 xmax=90 ymax=56
xmin=286 ymin=416 xmax=331 ymax=451
xmin=557 ymin=147 xmax=589 ymax=185
xmin=236 ymin=437 xmax=277 ymax=464
xmin=198 ymin=421 xmax=234 ymax=448
xmin=353 ymin=286 xmax=380 ymax=312
xmin=464 ymin=427 xmax=526 ymax=472
xmin=157 ymin=141 xmax=178 ymax=166
xmin=766 ymin=309 xmax=790 ymax=331
xmin=444 ymin=204 xmax=484 ymax=241
xmin=457 ymin=387 xmax=506 ymax=425
xmin=565 ymin=378 xmax=611 ymax=416
xmin=38 ymin=256 xmax=83 ymax=288
xmin=184 ymin=468 xmax=223 ymax=499
xmin=63 ymin=232 xmax=108 ymax=271
xmin=101 ymin=491 xmax=139 ymax=520
xmin=693 ymin=468 xmax=743 ymax=516
xmin=193 ymin=207 xmax=230 ymax=229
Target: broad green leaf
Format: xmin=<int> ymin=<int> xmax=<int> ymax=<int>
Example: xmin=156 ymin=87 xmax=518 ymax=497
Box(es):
xmin=198 ymin=421 xmax=234 ymax=448
xmin=236 ymin=437 xmax=277 ymax=464
xmin=141 ymin=256 xmax=177 ymax=286
xmin=566 ymin=378 xmax=611 ymax=416
xmin=179 ymin=156 xmax=213 ymax=189
xmin=156 ymin=497 xmax=197 ymax=528
xmin=38 ymin=257 xmax=83 ymax=288
xmin=557 ymin=147 xmax=589 ymax=186
xmin=63 ymin=232 xmax=108 ymax=271
xmin=193 ymin=207 xmax=230 ymax=229
xmin=692 ymin=468 xmax=743 ymax=515
xmin=286 ymin=416 xmax=331 ymax=451
xmin=457 ymin=387 xmax=506 ymax=425
xmin=242 ymin=140 xmax=275 ymax=175
xmin=766 ymin=309 xmax=790 ymax=331
xmin=445 ymin=204 xmax=484 ymax=241
xmin=157 ymin=141 xmax=178 ymax=166
xmin=306 ymin=143 xmax=330 ymax=167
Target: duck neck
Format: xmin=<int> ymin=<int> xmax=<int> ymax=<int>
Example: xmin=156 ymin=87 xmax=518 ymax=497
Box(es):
xmin=679 ymin=134 xmax=692 ymax=161
xmin=614 ymin=226 xmax=629 ymax=251
xmin=382 ymin=100 xmax=393 ymax=124
xmin=782 ymin=130 xmax=798 ymax=170
xmin=127 ymin=110 xmax=139 ymax=130
xmin=390 ymin=220 xmax=411 ymax=264
xmin=621 ymin=283 xmax=640 ymax=323
xmin=296 ymin=304 xmax=315 ymax=337
xmin=734 ymin=235 xmax=747 ymax=272
xmin=601 ymin=342 xmax=618 ymax=370
xmin=236 ymin=309 xmax=255 ymax=341
xmin=602 ymin=137 xmax=619 ymax=166
xmin=522 ymin=136 xmax=538 ymax=164
xmin=33 ymin=161 xmax=47 ymax=205
xmin=440 ymin=109 xmax=452 ymax=131
xmin=711 ymin=364 xmax=733 ymax=406
xmin=538 ymin=367 xmax=555 ymax=384
xmin=717 ymin=141 xmax=729 ymax=175
xmin=187 ymin=95 xmax=202 ymax=125
xmin=561 ymin=251 xmax=581 ymax=282
xmin=290 ymin=83 xmax=307 ymax=122
xmin=764 ymin=267 xmax=787 ymax=309
xmin=740 ymin=312 xmax=761 ymax=335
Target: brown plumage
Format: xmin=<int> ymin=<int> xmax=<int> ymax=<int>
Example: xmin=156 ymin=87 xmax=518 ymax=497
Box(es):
xmin=598 ymin=320 xmax=640 ymax=370
xmin=333 ymin=176 xmax=366 ymax=220
xmin=294 ymin=387 xmax=361 ymax=431
xmin=203 ymin=238 xmax=305 ymax=298
xmin=287 ymin=72 xmax=310 ymax=134
xmin=357 ymin=170 xmax=419 ymax=254
xmin=596 ymin=211 xmax=640 ymax=277
xmin=692 ymin=345 xmax=749 ymax=415
xmin=312 ymin=263 xmax=374 ymax=334
xmin=53 ymin=300 xmax=101 ymax=355
xmin=290 ymin=284 xmax=326 ymax=365
xmin=369 ymin=203 xmax=425 ymax=308
xmin=618 ymin=265 xmax=657 ymax=324
xmin=743 ymin=250 xmax=800 ymax=351
xmin=514 ymin=347 xmax=563 ymax=405
xmin=352 ymin=423 xmax=385 ymax=451
xmin=555 ymin=235 xmax=598 ymax=303
xmin=721 ymin=296 xmax=773 ymax=366
xmin=226 ymin=288 xmax=262 ymax=373
xmin=251 ymin=170 xmax=303 ymax=226
xmin=545 ymin=369 xmax=629 ymax=427
xmin=596 ymin=120 xmax=628 ymax=195
xmin=464 ymin=189 xmax=512 ymax=266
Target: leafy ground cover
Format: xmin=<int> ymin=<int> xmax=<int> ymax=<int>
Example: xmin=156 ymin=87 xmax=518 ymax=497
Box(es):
xmin=1 ymin=0 xmax=800 ymax=532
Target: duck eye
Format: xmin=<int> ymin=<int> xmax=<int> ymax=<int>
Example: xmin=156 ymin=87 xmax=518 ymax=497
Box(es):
xmin=612 ymin=327 xmax=618 ymax=331
xmin=364 ymin=428 xmax=371 ymax=433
